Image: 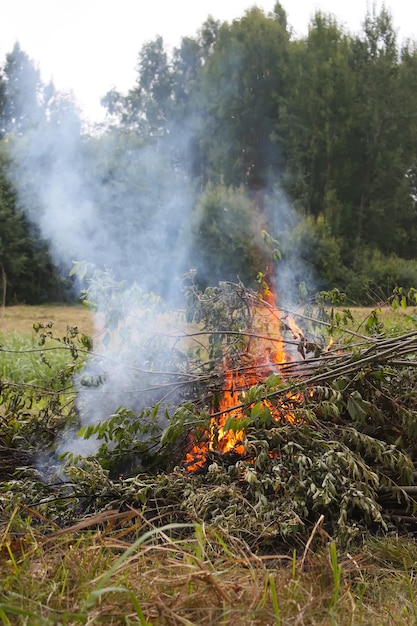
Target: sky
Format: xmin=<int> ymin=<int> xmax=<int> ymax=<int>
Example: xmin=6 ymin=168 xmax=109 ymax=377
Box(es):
xmin=1 ymin=0 xmax=417 ymax=120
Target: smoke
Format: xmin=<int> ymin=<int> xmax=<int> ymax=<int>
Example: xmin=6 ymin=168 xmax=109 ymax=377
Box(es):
xmin=10 ymin=97 xmax=194 ymax=291
xmin=6 ymin=85 xmax=196 ymax=462
xmin=264 ymin=184 xmax=315 ymax=308
xmin=4 ymin=39 xmax=315 ymax=468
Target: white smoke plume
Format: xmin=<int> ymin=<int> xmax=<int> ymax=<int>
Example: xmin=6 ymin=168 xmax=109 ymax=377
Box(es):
xmin=4 ymin=43 xmax=314 ymax=467
xmin=7 ymin=86 xmax=196 ymax=461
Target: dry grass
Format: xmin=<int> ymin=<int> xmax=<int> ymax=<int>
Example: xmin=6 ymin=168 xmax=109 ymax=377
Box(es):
xmin=1 ymin=303 xmax=417 ymax=623
xmin=0 ymin=304 xmax=95 ymax=337
xmin=0 ymin=302 xmax=414 ymax=342
xmin=1 ymin=509 xmax=417 ymax=625
xmin=349 ymin=305 xmax=417 ymax=331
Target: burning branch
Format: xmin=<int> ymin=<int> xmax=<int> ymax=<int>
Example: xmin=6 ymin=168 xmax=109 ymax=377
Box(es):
xmin=3 ymin=279 xmax=417 ymax=546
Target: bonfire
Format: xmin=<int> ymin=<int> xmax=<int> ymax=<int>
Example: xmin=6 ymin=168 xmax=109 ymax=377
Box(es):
xmin=2 ymin=277 xmax=417 ymax=550
xmin=184 ymin=284 xmax=304 ymax=472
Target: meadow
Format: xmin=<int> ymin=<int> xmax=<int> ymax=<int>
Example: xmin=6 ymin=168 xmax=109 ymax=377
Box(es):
xmin=1 ymin=303 xmax=417 ymax=625
xmin=0 ymin=304 xmax=94 ymax=336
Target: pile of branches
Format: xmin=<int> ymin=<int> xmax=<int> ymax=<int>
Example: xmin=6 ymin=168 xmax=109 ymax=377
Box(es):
xmin=2 ymin=281 xmax=417 ymax=549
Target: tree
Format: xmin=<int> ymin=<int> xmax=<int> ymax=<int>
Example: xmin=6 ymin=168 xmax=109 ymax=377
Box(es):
xmin=188 ymin=184 xmax=271 ymax=288
xmin=198 ymin=6 xmax=290 ymax=190
xmin=102 ymin=36 xmax=174 ymax=141
xmin=279 ymin=12 xmax=355 ymax=226
xmin=278 ymin=6 xmax=417 ymax=271
xmin=343 ymin=6 xmax=417 ymax=262
xmin=0 ymin=143 xmax=62 ymax=304
xmin=1 ymin=42 xmax=52 ymax=135
xmin=101 ymin=20 xmax=220 ymax=178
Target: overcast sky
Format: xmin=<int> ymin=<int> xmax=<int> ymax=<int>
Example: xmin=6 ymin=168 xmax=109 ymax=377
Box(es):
xmin=1 ymin=1 xmax=416 ymax=120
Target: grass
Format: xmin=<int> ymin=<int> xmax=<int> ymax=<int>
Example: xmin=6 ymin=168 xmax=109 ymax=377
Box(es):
xmin=1 ymin=511 xmax=417 ymax=625
xmin=1 ymin=302 xmax=415 ymax=385
xmin=0 ymin=304 xmax=94 ymax=337
xmin=348 ymin=305 xmax=417 ymax=334
xmin=1 ymin=301 xmax=414 ymax=338
xmin=1 ymin=303 xmax=417 ymax=624
xmin=0 ymin=305 xmax=94 ymax=386
xmin=0 ymin=331 xmax=78 ymax=386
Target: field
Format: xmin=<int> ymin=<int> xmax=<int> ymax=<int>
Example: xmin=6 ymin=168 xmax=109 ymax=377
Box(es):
xmin=0 ymin=304 xmax=95 ymax=336
xmin=1 ymin=303 xmax=417 ymax=624
xmin=1 ymin=302 xmax=415 ymax=339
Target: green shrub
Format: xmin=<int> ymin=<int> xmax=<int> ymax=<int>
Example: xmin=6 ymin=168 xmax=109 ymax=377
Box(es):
xmin=188 ymin=184 xmax=271 ymax=288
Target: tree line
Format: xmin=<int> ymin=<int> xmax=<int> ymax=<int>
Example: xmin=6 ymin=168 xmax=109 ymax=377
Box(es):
xmin=1 ymin=2 xmax=417 ymax=304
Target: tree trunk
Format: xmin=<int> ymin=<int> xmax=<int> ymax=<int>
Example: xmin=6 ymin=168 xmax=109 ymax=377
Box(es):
xmin=1 ymin=263 xmax=7 ymax=313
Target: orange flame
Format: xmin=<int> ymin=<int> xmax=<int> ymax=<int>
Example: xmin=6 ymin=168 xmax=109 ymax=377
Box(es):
xmin=184 ymin=287 xmax=301 ymax=471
